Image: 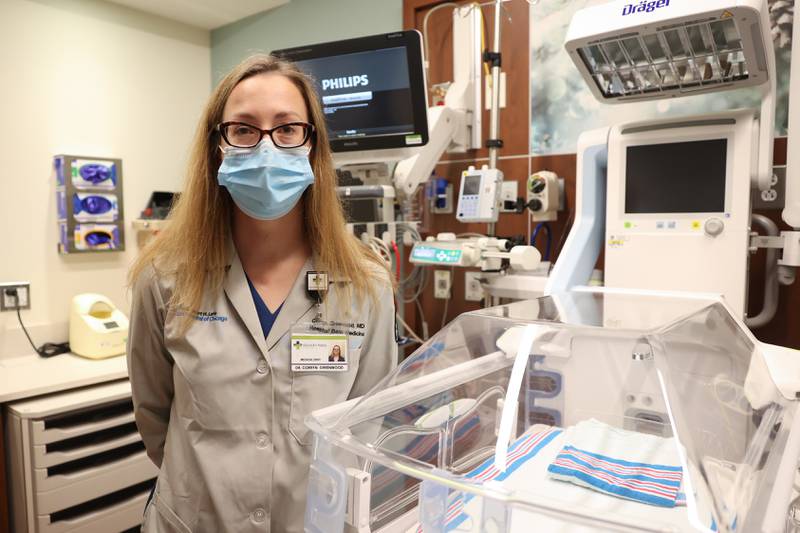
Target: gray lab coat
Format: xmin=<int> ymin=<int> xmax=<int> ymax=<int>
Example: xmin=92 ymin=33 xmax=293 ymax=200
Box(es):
xmin=127 ymin=248 xmax=397 ymax=533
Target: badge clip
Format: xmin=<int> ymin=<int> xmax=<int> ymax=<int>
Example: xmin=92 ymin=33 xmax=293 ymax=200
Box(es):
xmin=306 ymin=271 xmax=329 ymax=323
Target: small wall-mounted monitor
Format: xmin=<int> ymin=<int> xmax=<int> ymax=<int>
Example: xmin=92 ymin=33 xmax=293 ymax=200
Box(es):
xmin=273 ymin=30 xmax=428 ymax=154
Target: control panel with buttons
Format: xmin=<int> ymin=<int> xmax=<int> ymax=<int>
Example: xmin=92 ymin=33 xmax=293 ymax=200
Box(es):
xmin=409 ymin=244 xmax=464 ymax=266
xmin=456 ymin=165 xmax=503 ymax=223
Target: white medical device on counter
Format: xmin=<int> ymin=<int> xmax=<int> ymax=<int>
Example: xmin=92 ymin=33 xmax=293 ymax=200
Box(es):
xmin=69 ymin=293 xmax=129 ymax=359
xmin=456 ymin=165 xmax=503 ymax=223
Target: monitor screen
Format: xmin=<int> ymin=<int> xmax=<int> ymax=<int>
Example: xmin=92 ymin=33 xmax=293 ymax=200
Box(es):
xmin=625 ymin=139 xmax=727 ymax=214
xmin=274 ymin=31 xmax=428 ymax=153
xmin=463 ymin=175 xmax=481 ymax=196
xmin=342 ymin=198 xmax=378 ymax=223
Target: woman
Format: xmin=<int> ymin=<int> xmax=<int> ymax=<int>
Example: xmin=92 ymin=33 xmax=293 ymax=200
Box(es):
xmin=328 ymin=344 xmax=344 ymax=362
xmin=127 ymin=54 xmax=397 ymax=533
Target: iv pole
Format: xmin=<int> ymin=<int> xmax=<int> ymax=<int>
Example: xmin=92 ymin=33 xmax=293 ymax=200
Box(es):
xmin=486 ymin=0 xmax=503 ymax=237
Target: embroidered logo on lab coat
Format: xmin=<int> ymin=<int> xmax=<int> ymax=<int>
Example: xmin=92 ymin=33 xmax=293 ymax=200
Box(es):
xmin=174 ymin=309 xmax=229 ymax=322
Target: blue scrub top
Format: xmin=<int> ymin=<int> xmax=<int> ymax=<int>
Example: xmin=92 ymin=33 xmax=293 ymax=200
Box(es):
xmin=246 ymin=276 xmax=283 ymax=338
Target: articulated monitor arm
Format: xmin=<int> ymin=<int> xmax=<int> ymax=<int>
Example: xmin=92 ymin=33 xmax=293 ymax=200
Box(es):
xmin=393 ymin=106 xmax=468 ymax=198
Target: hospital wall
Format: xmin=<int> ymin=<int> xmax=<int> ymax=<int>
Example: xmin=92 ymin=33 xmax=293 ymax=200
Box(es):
xmin=210 ymin=0 xmax=403 ymax=84
xmin=0 ymin=0 xmax=211 ymax=359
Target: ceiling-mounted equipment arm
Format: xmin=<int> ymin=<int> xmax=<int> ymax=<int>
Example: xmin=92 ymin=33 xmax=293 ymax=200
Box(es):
xmin=393 ymin=4 xmax=482 ymax=198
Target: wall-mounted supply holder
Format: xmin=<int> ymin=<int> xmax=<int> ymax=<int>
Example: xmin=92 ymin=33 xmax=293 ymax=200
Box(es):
xmin=54 ymin=155 xmax=125 ymax=254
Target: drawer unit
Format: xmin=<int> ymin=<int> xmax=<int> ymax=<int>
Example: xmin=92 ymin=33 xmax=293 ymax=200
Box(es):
xmin=5 ymin=380 xmax=157 ymax=532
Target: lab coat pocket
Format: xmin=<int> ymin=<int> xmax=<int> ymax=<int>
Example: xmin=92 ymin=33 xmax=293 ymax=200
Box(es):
xmin=289 ymin=348 xmax=361 ymax=446
xmin=144 ymin=491 xmax=195 ymax=533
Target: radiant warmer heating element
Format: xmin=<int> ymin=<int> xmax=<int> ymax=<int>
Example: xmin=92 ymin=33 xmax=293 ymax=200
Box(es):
xmin=577 ymin=17 xmax=751 ymax=98
xmin=564 ymin=0 xmax=773 ymax=102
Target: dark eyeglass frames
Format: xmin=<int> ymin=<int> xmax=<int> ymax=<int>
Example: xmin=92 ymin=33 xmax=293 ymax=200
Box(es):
xmin=217 ymin=121 xmax=315 ymax=149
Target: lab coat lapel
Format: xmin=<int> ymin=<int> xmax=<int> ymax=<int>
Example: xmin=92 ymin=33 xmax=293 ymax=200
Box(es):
xmin=224 ymin=251 xmax=270 ymax=359
xmin=266 ymin=257 xmax=315 ymax=351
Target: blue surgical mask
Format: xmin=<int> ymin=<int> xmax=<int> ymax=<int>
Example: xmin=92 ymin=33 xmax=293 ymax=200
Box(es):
xmin=217 ymin=139 xmax=314 ymax=220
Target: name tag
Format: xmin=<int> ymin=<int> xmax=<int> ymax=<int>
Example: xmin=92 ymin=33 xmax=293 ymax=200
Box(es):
xmin=290 ymin=331 xmax=348 ymax=372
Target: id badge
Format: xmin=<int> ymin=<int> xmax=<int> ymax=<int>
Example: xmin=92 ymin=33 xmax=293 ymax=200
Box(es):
xmin=291 ymin=323 xmax=348 ymax=373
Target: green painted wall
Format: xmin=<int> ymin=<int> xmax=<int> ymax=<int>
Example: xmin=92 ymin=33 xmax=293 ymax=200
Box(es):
xmin=211 ymin=0 xmax=403 ymax=84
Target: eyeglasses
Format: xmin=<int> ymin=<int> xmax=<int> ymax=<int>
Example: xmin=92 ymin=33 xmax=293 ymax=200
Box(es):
xmin=217 ymin=121 xmax=315 ymax=149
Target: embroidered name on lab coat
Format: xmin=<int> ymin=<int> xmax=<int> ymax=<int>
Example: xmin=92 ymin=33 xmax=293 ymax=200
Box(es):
xmin=174 ymin=309 xmax=229 ymax=322
xmin=307 ymin=321 xmax=366 ymax=337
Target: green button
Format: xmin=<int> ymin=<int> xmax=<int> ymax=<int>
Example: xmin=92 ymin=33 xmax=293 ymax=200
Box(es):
xmin=624 ymin=221 xmax=632 ymax=229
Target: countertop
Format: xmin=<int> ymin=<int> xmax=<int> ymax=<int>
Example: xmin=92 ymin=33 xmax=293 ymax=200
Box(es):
xmin=0 ymin=352 xmax=128 ymax=404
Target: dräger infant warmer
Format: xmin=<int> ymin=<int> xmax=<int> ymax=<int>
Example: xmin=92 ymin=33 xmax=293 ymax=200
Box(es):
xmin=69 ymin=293 xmax=129 ymax=359
xmin=304 ymin=290 xmax=800 ymax=533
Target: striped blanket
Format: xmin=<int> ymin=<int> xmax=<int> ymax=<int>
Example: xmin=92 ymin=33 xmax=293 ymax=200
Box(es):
xmin=546 ymin=419 xmax=683 ymax=508
xmin=547 ymin=445 xmax=683 ymax=507
xmin=415 ymin=426 xmax=562 ymax=532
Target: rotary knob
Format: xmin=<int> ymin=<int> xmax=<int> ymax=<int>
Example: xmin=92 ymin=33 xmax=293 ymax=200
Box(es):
xmin=527 ymin=199 xmax=543 ymax=212
xmin=704 ymin=217 xmax=724 ymax=237
xmin=530 ymin=177 xmax=546 ymax=194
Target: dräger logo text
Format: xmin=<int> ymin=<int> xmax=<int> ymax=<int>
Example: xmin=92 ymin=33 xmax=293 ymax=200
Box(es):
xmin=322 ymin=75 xmax=369 ymax=91
xmin=622 ymin=0 xmax=670 ymax=16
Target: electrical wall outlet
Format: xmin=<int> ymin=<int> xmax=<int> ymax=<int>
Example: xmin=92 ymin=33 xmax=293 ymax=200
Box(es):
xmin=434 ymin=270 xmax=452 ymax=299
xmin=1 ymin=282 xmax=31 ymax=311
xmin=464 ymin=271 xmax=484 ymax=301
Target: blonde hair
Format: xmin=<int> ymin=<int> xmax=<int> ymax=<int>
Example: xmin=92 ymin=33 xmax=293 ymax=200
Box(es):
xmin=129 ymin=54 xmax=389 ymax=332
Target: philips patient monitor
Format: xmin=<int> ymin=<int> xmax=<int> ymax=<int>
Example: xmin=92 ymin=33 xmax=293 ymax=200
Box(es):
xmin=273 ymin=30 xmax=428 ymax=155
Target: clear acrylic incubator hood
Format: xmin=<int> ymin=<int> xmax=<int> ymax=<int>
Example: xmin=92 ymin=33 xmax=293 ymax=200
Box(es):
xmin=304 ymin=289 xmax=800 ymax=533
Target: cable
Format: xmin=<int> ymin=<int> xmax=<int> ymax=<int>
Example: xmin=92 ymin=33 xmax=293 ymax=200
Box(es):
xmin=414 ymin=297 xmax=429 ymax=341
xmin=396 ymin=308 xmax=425 ymax=344
xmin=531 ymin=222 xmax=552 ymax=261
xmin=13 ymin=301 xmax=70 ymax=358
xmin=423 ymin=3 xmax=490 ymax=94
xmin=391 ymin=241 xmax=401 ymax=281
xmin=440 ymin=267 xmax=455 ymax=330
xmin=396 ymin=223 xmax=429 ymax=304
xmin=422 ymin=2 xmax=459 ymax=85
xmin=402 ymin=267 xmax=428 ymax=304
xmin=551 ymin=185 xmax=572 ymax=261
xmin=476 ymin=3 xmax=491 ymax=81
xmin=368 ymin=236 xmax=393 ymax=266
xmin=552 ymin=211 xmax=573 ymax=261
xmin=440 ymin=295 xmax=450 ymax=331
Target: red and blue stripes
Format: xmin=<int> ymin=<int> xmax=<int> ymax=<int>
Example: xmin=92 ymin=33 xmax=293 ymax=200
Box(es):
xmin=547 ymin=445 xmax=683 ymax=508
xmin=465 ymin=427 xmax=562 ymax=484
xmin=415 ymin=426 xmax=562 ymax=532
